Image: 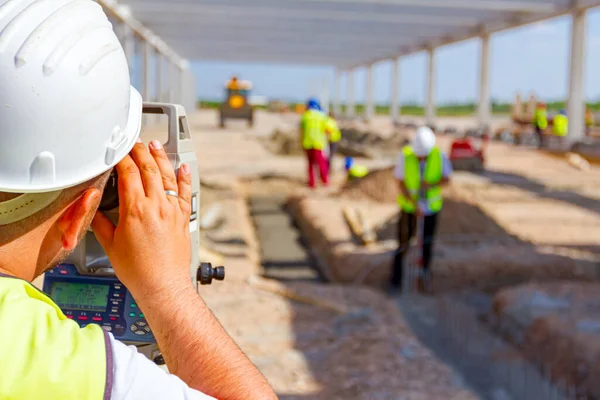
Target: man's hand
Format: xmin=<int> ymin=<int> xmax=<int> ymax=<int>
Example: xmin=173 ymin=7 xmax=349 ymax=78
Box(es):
xmin=91 ymin=140 xmax=277 ymax=400
xmin=91 ymin=139 xmax=192 ymax=296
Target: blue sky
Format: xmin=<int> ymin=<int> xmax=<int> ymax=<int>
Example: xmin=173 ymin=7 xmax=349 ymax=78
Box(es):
xmin=190 ymin=8 xmax=600 ymax=105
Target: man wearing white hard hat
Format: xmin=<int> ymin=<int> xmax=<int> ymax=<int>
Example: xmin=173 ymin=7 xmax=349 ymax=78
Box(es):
xmin=391 ymin=126 xmax=452 ymax=294
xmin=0 ymin=1 xmax=276 ymax=399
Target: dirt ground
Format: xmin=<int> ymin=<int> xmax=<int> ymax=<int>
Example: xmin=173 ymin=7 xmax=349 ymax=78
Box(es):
xmin=140 ymin=110 xmax=489 ymax=399
xmin=142 ymin=109 xmax=600 ymax=398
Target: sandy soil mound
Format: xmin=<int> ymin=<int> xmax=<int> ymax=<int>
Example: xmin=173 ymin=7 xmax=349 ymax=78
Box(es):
xmin=493 ymin=283 xmax=600 ymax=399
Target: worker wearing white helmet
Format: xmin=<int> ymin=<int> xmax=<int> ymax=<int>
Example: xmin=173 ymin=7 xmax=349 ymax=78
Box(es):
xmin=391 ymin=126 xmax=452 ymax=294
xmin=0 ymin=1 xmax=275 ymax=399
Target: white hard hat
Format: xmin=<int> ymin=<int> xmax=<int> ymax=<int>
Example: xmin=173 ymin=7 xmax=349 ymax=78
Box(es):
xmin=412 ymin=126 xmax=436 ymax=157
xmin=0 ymin=0 xmax=142 ymax=194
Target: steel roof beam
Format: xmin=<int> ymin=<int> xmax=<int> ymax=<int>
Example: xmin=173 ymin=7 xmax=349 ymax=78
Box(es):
xmin=144 ymin=21 xmax=447 ymax=38
xmin=346 ymin=1 xmax=600 ymax=68
xmin=286 ymin=0 xmax=560 ymax=13
xmin=130 ymin=4 xmax=482 ymax=27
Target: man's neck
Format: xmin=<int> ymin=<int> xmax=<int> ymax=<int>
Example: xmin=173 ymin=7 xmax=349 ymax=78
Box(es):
xmin=0 ymin=235 xmax=43 ymax=282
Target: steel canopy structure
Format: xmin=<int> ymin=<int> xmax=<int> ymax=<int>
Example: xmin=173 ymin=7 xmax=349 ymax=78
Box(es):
xmin=100 ymin=0 xmax=600 ymax=140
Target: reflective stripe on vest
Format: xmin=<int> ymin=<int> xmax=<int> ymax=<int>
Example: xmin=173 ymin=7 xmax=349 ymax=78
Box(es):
xmin=0 ymin=276 xmax=109 ymax=400
xmin=397 ymin=146 xmax=443 ymax=213
xmin=301 ymin=110 xmax=327 ymax=150
xmin=326 ymin=117 xmax=342 ymax=143
xmin=535 ymin=109 xmax=548 ymax=129
xmin=553 ymin=114 xmax=568 ymax=137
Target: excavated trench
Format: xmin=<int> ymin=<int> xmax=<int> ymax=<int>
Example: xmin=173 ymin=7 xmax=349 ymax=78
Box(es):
xmin=244 ymin=176 xmax=576 ymax=400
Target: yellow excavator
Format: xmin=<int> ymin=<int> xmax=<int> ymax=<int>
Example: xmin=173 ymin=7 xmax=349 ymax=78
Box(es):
xmin=219 ymin=76 xmax=254 ymax=128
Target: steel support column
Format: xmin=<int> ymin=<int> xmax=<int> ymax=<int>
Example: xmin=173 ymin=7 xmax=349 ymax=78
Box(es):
xmin=120 ymin=24 xmax=135 ymax=75
xmin=333 ymin=69 xmax=342 ymax=116
xmin=478 ymin=35 xmax=491 ymax=131
xmin=142 ymin=40 xmax=151 ymax=126
xmin=155 ymin=52 xmax=163 ymax=123
xmin=567 ymin=7 xmax=587 ymax=142
xmin=347 ymin=69 xmax=355 ymax=118
xmin=391 ymin=57 xmax=400 ymax=123
xmin=365 ymin=64 xmax=374 ymax=121
xmin=425 ymin=47 xmax=436 ymax=127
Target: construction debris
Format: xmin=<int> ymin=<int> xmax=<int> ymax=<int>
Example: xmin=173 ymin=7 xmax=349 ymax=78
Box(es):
xmin=342 ymin=206 xmax=376 ymax=246
xmin=565 ymin=152 xmax=591 ymax=171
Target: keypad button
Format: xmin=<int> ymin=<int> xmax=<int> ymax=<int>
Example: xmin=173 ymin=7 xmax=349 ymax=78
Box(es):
xmin=130 ymin=324 xmax=138 ymax=332
xmin=134 ymin=330 xmax=146 ymax=336
xmin=143 ymin=326 xmax=151 ymax=333
xmin=92 ymin=317 xmax=102 ymax=322
xmin=77 ymin=316 xmax=88 ymax=321
xmin=129 ymin=312 xmax=136 ymax=317
xmin=102 ymin=326 xmax=113 ymax=332
xmin=135 ymin=321 xmax=147 ymax=328
xmin=130 ymin=303 xmax=137 ymax=309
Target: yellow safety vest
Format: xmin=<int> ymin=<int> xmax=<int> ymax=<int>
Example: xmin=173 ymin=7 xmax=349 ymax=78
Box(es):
xmin=0 ymin=276 xmax=109 ymax=400
xmin=534 ymin=109 xmax=548 ymax=130
xmin=553 ymin=114 xmax=568 ymax=137
xmin=301 ymin=110 xmax=328 ymax=150
xmin=397 ymin=146 xmax=443 ymax=214
xmin=325 ymin=117 xmax=342 ymax=143
xmin=348 ymin=164 xmax=369 ymax=180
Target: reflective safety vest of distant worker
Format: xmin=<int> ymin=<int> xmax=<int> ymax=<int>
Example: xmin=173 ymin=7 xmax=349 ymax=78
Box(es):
xmin=301 ymin=109 xmax=328 ymax=150
xmin=325 ymin=117 xmax=342 ymax=143
xmin=553 ymin=114 xmax=568 ymax=137
xmin=534 ymin=108 xmax=548 ymax=130
xmin=397 ymin=146 xmax=443 ymax=214
xmin=0 ymin=277 xmax=109 ymax=399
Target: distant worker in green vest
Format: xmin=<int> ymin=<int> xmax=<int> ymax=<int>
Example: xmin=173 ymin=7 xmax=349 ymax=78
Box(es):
xmin=586 ymin=107 xmax=595 ymax=136
xmin=391 ymin=126 xmax=453 ymax=295
xmin=533 ymin=102 xmax=548 ymax=148
xmin=344 ymin=157 xmax=369 ymax=182
xmin=300 ymin=98 xmax=329 ymax=188
xmin=553 ymin=109 xmax=568 ymax=143
xmin=325 ymin=112 xmax=342 ymax=172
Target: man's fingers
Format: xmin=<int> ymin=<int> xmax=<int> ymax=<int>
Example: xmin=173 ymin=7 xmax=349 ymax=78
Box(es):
xmin=129 ymin=142 xmax=165 ymax=198
xmin=177 ymin=163 xmax=192 ymax=217
xmin=115 ymin=154 xmax=144 ymax=206
xmin=91 ymin=212 xmax=116 ymax=250
xmin=148 ymin=140 xmax=178 ymax=194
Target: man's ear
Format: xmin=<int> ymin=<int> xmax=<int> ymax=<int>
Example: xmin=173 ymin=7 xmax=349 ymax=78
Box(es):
xmin=57 ymin=189 xmax=102 ymax=251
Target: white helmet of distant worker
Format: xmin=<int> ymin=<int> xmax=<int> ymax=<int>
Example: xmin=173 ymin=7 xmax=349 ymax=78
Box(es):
xmin=412 ymin=126 xmax=436 ymax=157
xmin=0 ymin=0 xmax=142 ymax=196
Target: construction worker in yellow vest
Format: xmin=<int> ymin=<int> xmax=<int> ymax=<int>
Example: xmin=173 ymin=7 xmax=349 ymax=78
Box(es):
xmin=325 ymin=112 xmax=342 ymax=172
xmin=533 ymin=102 xmax=548 ymax=148
xmin=553 ymin=109 xmax=568 ymax=138
xmin=301 ymin=98 xmax=330 ymax=188
xmin=344 ymin=157 xmax=370 ymax=182
xmin=0 ymin=2 xmax=277 ymax=399
xmin=391 ymin=127 xmax=452 ymax=295
xmin=586 ymin=107 xmax=595 ymax=136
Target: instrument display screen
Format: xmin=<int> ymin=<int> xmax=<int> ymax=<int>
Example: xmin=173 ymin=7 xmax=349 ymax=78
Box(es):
xmin=51 ymin=282 xmax=110 ymax=312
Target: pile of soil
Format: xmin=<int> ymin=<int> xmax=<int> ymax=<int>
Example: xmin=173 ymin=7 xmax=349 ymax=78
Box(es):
xmin=493 ymin=283 xmax=600 ymax=399
xmin=261 ymin=125 xmax=411 ymax=160
xmin=339 ymin=168 xmax=513 ymax=241
xmin=338 ymin=167 xmax=397 ymax=203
